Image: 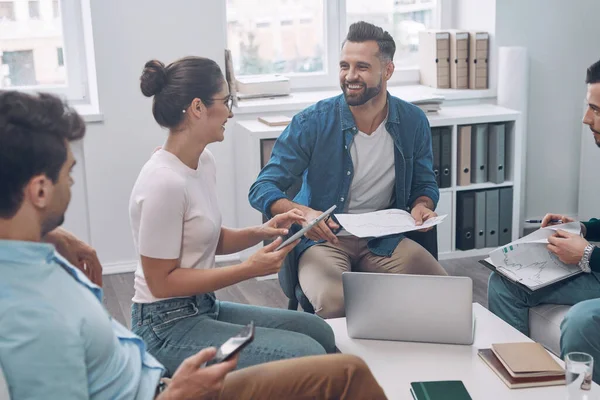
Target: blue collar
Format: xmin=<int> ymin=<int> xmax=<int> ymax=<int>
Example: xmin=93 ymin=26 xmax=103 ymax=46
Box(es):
xmin=0 ymin=240 xmax=55 ymax=263
xmin=338 ymin=92 xmax=400 ymax=133
xmin=0 ymin=239 xmax=102 ymax=301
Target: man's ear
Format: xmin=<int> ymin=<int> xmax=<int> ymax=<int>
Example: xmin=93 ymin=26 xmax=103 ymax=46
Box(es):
xmin=25 ymin=175 xmax=54 ymax=210
xmin=384 ymin=61 xmax=395 ymax=81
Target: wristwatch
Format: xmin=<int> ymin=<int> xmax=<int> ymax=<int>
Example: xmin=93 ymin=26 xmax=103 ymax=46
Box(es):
xmin=578 ymin=244 xmax=595 ymax=273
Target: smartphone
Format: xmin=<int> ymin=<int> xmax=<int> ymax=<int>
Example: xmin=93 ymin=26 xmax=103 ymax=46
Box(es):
xmin=210 ymin=321 xmax=255 ymax=364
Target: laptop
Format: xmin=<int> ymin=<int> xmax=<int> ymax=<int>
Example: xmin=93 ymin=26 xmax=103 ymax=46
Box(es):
xmin=342 ymin=272 xmax=475 ymax=345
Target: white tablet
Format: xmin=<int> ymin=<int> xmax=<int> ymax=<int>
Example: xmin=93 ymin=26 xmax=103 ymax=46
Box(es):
xmin=275 ymin=205 xmax=337 ymax=250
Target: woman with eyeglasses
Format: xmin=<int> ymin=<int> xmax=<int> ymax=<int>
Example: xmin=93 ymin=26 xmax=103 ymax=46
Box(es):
xmin=128 ymin=56 xmax=336 ymax=376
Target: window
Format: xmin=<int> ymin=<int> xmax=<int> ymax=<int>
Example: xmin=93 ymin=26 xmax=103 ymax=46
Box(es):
xmin=0 ymin=0 xmax=98 ymax=107
xmin=226 ymin=0 xmax=326 ymax=85
xmin=226 ymin=0 xmax=441 ymax=89
xmin=29 ymin=1 xmax=40 ymax=19
xmin=346 ymin=0 xmax=438 ymax=68
xmin=0 ymin=2 xmax=15 ymax=21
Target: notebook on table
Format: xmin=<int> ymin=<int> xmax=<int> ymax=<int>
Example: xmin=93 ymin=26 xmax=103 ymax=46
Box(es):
xmin=410 ymin=380 xmax=472 ymax=400
xmin=478 ymin=342 xmax=566 ymax=389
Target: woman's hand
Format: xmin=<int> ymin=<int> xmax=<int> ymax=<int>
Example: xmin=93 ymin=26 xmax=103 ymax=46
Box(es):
xmin=258 ymin=208 xmax=306 ymax=240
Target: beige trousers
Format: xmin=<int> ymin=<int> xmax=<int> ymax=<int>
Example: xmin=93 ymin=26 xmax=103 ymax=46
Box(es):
xmin=298 ymin=236 xmax=448 ymax=318
xmin=219 ymin=354 xmax=387 ymax=399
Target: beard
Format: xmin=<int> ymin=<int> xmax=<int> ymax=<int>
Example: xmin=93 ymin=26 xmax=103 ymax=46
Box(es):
xmin=41 ymin=214 xmax=65 ymax=237
xmin=591 ymin=127 xmax=600 ymax=148
xmin=341 ymin=78 xmax=383 ymax=106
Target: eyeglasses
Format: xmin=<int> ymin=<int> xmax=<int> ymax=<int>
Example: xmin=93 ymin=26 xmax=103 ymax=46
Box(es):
xmin=212 ymin=95 xmax=234 ymax=112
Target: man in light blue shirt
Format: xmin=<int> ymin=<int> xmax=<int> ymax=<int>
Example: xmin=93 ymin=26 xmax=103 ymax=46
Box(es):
xmin=0 ymin=91 xmax=236 ymax=399
xmin=0 ymin=242 xmax=164 ymax=399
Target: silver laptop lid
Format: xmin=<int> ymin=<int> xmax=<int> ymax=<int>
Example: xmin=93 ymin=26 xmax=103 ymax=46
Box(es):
xmin=342 ymin=272 xmax=474 ymax=345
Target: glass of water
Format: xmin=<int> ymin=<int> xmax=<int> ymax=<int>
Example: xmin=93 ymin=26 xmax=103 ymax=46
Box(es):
xmin=566 ymin=352 xmax=594 ymax=400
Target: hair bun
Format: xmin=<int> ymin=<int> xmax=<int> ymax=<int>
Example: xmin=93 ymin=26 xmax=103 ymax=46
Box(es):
xmin=140 ymin=60 xmax=167 ymax=97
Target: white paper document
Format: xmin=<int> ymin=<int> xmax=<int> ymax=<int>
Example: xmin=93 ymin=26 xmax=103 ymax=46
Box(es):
xmin=488 ymin=222 xmax=583 ymax=291
xmin=335 ymin=209 xmax=447 ymax=238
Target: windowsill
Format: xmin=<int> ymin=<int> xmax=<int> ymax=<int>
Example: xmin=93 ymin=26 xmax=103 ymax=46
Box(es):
xmin=74 ymin=103 xmax=104 ymax=123
xmin=233 ymin=84 xmax=497 ymax=115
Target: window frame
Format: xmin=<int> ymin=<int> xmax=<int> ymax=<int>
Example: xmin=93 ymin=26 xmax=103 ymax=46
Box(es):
xmin=1 ymin=0 xmax=98 ymax=108
xmin=227 ymin=0 xmax=446 ymax=90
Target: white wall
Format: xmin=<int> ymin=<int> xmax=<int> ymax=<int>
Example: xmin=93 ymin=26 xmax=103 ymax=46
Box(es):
xmin=494 ymin=0 xmax=599 ymax=219
xmin=79 ymin=0 xmax=230 ymax=270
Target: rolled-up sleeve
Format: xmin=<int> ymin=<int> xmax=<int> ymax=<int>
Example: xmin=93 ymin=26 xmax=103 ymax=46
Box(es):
xmin=249 ymin=113 xmax=314 ymax=217
xmin=0 ymin=305 xmax=88 ymax=399
xmin=408 ymin=116 xmax=439 ymax=209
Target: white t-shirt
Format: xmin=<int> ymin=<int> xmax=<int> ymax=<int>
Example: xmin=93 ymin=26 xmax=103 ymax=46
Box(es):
xmin=347 ymin=119 xmax=395 ymax=213
xmin=129 ymin=149 xmax=222 ymax=303
xmin=338 ymin=120 xmax=395 ymax=236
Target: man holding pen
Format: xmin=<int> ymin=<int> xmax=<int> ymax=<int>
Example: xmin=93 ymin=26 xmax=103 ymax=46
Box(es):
xmin=488 ymin=59 xmax=600 ymax=383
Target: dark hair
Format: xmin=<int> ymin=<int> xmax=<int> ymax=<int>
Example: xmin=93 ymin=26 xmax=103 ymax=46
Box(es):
xmin=343 ymin=21 xmax=396 ymax=62
xmin=0 ymin=91 xmax=85 ymax=218
xmin=140 ymin=57 xmax=224 ymax=129
xmin=586 ymin=60 xmax=600 ymax=84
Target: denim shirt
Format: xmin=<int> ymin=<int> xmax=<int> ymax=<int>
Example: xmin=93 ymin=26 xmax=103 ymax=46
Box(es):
xmin=248 ymin=92 xmax=439 ymax=259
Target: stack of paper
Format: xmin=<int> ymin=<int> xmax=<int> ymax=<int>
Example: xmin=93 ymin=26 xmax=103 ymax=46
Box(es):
xmin=335 ymin=209 xmax=447 ymax=238
xmin=484 ymin=222 xmax=582 ymax=291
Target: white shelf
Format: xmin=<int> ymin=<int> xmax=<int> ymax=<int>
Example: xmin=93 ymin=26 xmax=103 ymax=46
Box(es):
xmin=455 ymin=181 xmax=514 ymax=192
xmin=233 ymin=84 xmax=497 ymax=115
xmin=428 ymin=104 xmax=519 ymax=127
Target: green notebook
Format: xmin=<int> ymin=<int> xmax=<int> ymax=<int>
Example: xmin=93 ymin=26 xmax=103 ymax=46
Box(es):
xmin=410 ymin=381 xmax=472 ymax=400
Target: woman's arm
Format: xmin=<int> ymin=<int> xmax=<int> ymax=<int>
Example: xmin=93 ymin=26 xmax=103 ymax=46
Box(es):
xmin=216 ymin=209 xmax=305 ymax=255
xmin=141 ymin=238 xmax=297 ymax=298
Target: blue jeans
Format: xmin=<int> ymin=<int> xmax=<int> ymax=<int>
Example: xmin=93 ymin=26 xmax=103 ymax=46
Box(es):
xmin=131 ymin=293 xmax=336 ymax=376
xmin=561 ymin=299 xmax=600 ymax=383
xmin=488 ymin=272 xmax=600 ymax=383
xmin=487 ymin=272 xmax=600 ymax=335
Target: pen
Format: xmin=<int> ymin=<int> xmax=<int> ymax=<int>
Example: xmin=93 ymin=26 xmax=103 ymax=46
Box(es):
xmin=524 ymin=219 xmax=563 ymax=224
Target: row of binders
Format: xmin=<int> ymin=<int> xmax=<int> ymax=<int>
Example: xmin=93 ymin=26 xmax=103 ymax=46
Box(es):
xmin=419 ymin=30 xmax=489 ymax=89
xmin=458 ymin=123 xmax=507 ymax=186
xmin=457 ymin=188 xmax=513 ymax=251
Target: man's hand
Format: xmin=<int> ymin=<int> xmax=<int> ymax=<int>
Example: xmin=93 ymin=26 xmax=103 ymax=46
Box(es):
xmin=158 ymin=347 xmax=238 ymax=400
xmin=302 ymin=207 xmax=339 ymax=244
xmin=258 ymin=208 xmax=306 ymax=240
xmin=411 ymin=203 xmax=437 ymax=232
xmin=547 ymin=230 xmax=589 ymax=264
xmin=45 ymin=228 xmax=103 ymax=286
xmin=541 ymin=213 xmax=574 ymax=228
xmin=245 ymin=237 xmax=299 ymax=278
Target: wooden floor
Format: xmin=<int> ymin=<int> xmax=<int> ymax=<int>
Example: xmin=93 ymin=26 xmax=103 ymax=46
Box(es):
xmin=103 ymin=255 xmax=491 ymax=329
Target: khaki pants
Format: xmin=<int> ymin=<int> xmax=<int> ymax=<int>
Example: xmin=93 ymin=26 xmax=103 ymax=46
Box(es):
xmin=220 ymin=354 xmax=387 ymax=400
xmin=299 ymin=236 xmax=448 ymax=318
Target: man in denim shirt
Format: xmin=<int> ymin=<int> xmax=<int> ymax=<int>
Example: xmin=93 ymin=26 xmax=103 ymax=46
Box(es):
xmin=249 ymin=22 xmax=447 ymax=318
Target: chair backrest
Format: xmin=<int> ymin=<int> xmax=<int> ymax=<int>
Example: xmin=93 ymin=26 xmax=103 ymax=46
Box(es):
xmin=0 ymin=363 xmax=10 ymax=400
xmin=404 ymin=225 xmax=439 ymax=260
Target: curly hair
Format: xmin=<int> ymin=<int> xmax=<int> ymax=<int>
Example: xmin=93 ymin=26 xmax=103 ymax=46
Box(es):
xmin=0 ymin=91 xmax=85 ymax=218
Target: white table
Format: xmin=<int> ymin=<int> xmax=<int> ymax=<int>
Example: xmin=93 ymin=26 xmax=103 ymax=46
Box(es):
xmin=326 ymin=303 xmax=599 ymax=400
